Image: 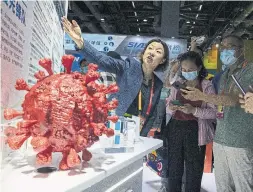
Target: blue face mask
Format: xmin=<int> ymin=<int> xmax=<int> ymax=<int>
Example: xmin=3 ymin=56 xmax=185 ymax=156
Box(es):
xmin=220 ymin=49 xmax=238 ymax=70
xmin=80 ymin=66 xmax=88 ymax=74
xmin=182 ymin=71 xmax=198 ymax=81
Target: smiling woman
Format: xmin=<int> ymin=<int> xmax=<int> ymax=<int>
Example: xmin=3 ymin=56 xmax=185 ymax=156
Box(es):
xmin=61 ymin=17 xmax=169 ymax=137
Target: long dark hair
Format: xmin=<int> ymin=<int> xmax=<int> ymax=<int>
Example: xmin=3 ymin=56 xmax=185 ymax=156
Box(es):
xmin=178 ymin=51 xmax=208 ymax=81
xmin=140 ymin=39 xmax=169 ymax=71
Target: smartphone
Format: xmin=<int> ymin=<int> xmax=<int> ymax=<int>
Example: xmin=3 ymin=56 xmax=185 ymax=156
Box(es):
xmin=171 ymin=100 xmax=183 ymax=106
xmin=172 ymin=81 xmax=188 ymax=90
xmin=231 ymin=75 xmax=246 ymax=96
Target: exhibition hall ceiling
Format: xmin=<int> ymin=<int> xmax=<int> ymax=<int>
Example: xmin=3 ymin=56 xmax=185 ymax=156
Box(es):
xmin=68 ymin=1 xmax=253 ymax=49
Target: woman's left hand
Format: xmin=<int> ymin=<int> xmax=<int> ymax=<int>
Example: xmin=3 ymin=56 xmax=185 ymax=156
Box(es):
xmin=178 ymin=104 xmax=196 ymax=114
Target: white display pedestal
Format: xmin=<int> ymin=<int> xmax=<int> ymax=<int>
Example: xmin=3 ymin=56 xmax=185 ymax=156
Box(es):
xmin=0 ymin=137 xmax=162 ymax=192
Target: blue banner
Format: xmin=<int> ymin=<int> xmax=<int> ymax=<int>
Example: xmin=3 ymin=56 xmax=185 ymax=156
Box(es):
xmin=64 ymin=33 xmax=187 ymax=60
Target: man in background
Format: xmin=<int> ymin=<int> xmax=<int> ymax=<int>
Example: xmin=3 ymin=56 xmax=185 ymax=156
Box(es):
xmin=98 ymin=51 xmax=121 ymax=87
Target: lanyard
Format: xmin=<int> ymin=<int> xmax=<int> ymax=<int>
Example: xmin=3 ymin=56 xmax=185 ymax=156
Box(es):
xmin=138 ymin=77 xmax=155 ymax=116
xmin=221 ymin=61 xmax=248 ymax=94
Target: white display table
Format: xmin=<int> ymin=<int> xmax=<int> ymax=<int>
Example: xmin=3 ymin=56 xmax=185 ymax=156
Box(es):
xmin=0 ymin=137 xmax=162 ymax=192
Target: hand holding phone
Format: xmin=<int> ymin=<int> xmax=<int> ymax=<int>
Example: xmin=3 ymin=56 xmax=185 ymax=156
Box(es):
xmin=172 ymin=81 xmax=189 ymax=91
xmin=171 ymin=100 xmax=183 ymax=106
xmin=169 ymin=100 xmax=184 ymax=111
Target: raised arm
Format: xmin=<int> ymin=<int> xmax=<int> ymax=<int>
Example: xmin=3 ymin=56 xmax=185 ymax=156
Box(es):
xmin=62 ymin=17 xmax=125 ymax=74
xmin=181 ymin=86 xmax=239 ymax=106
xmin=77 ymin=40 xmax=125 ymax=74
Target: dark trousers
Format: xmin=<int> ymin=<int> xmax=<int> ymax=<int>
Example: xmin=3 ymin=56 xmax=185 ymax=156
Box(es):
xmin=167 ymin=119 xmax=206 ymax=192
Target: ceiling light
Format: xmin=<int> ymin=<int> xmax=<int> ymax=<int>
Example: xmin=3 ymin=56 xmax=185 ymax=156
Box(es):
xmin=190 ymin=30 xmax=192 ymax=34
xmin=193 ymin=21 xmax=196 ymax=24
xmin=198 ymin=5 xmax=203 ymax=11
xmin=138 ymin=28 xmax=141 ymax=32
xmin=101 ymin=18 xmax=105 ymax=21
xmin=134 ymin=12 xmax=137 ymax=16
xmin=132 ymin=1 xmax=135 ymax=8
xmin=196 ymin=14 xmax=199 ymax=18
xmin=186 ymin=21 xmax=190 ymax=24
xmin=143 ymin=19 xmax=147 ymax=22
xmin=216 ymin=44 xmax=219 ymax=48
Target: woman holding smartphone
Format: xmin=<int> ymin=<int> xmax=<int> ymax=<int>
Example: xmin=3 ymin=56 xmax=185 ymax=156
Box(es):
xmin=165 ymin=51 xmax=216 ymax=192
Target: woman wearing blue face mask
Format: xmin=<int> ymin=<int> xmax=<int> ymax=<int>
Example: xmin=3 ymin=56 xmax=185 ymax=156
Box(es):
xmin=165 ymin=51 xmax=216 ymax=192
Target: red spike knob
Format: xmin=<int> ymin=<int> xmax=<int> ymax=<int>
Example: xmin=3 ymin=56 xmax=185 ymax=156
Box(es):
xmin=36 ymin=148 xmax=52 ymax=165
xmin=62 ymin=55 xmax=75 ymax=74
xmin=17 ymin=120 xmax=38 ymax=129
xmin=4 ymin=109 xmax=24 ymax=120
xmin=72 ymin=72 xmax=82 ymax=79
xmin=39 ymin=58 xmax=53 ymax=75
xmin=88 ymin=63 xmax=99 ymax=71
xmin=90 ymin=123 xmax=107 ymax=136
xmin=4 ymin=126 xmax=17 ymax=137
xmin=104 ymin=83 xmax=119 ymax=94
xmin=105 ymin=128 xmax=114 ymax=137
xmin=105 ymin=99 xmax=119 ymax=110
xmin=31 ymin=136 xmax=50 ymax=152
xmin=85 ymin=71 xmax=100 ymax=85
xmin=107 ymin=115 xmax=119 ymax=123
xmin=59 ymin=153 xmax=69 ymax=170
xmin=76 ymin=135 xmax=87 ymax=150
xmin=7 ymin=134 xmax=30 ymax=150
xmin=15 ymin=79 xmax=30 ymax=91
xmin=67 ymin=148 xmax=81 ymax=167
xmin=34 ymin=70 xmax=46 ymax=80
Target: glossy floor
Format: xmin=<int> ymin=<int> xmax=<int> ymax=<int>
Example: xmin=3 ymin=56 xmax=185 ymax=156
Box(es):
xmin=142 ymin=164 xmax=217 ymax=192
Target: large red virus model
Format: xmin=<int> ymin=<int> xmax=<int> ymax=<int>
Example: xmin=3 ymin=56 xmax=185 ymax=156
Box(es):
xmin=4 ymin=55 xmax=119 ymax=170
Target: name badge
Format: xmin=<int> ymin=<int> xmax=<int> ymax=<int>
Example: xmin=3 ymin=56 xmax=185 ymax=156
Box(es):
xmin=216 ymin=105 xmax=224 ymax=119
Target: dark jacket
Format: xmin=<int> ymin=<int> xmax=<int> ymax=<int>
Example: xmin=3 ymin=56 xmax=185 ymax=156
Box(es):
xmin=77 ymin=40 xmax=166 ymax=136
